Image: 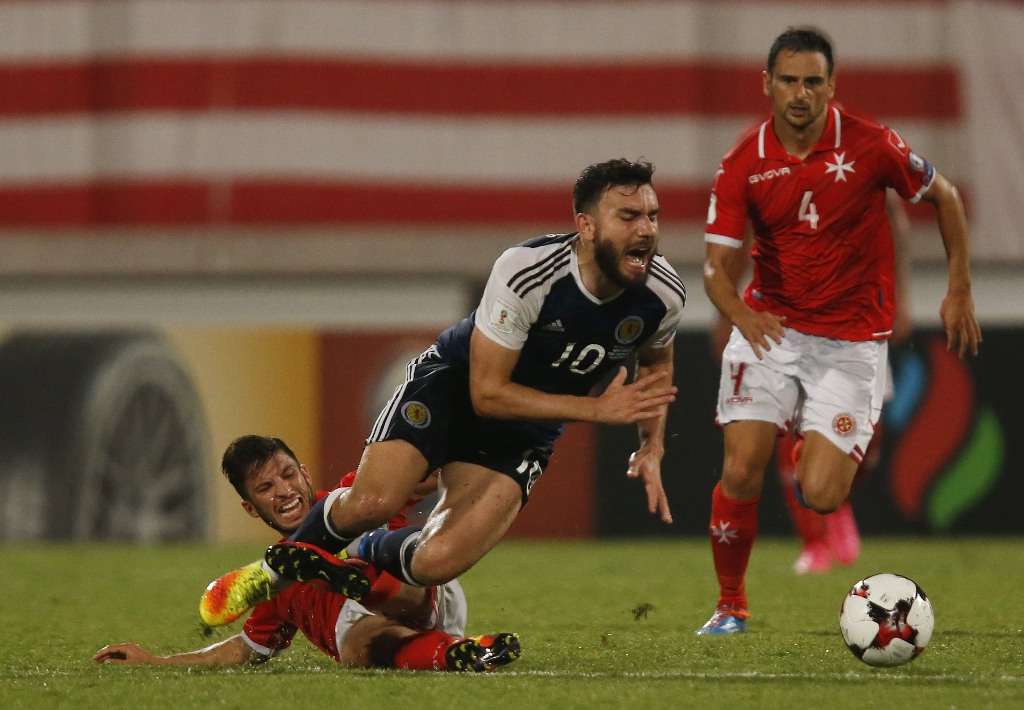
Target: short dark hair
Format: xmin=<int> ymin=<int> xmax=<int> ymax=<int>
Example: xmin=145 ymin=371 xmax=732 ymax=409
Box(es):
xmin=221 ymin=435 xmax=300 ymax=501
xmin=572 ymin=158 xmax=655 ymax=215
xmin=767 ymin=27 xmax=834 ymax=76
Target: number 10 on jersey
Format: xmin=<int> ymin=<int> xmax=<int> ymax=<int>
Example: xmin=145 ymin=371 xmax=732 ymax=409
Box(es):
xmin=550 ymin=342 xmax=606 ymax=375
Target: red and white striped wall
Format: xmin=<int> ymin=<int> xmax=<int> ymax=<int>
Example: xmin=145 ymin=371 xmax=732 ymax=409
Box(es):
xmin=1 ymin=1 xmax=1019 ymax=266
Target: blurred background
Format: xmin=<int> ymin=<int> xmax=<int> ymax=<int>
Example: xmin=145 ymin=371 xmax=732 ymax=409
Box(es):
xmin=1 ymin=0 xmax=1021 ymax=544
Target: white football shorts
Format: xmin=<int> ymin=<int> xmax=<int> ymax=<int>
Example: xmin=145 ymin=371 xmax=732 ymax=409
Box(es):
xmin=334 ymin=577 xmax=468 ymax=650
xmin=716 ymin=326 xmax=888 ymax=462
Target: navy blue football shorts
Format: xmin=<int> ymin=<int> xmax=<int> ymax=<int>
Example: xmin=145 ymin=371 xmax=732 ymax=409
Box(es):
xmin=366 ymin=346 xmax=557 ymax=505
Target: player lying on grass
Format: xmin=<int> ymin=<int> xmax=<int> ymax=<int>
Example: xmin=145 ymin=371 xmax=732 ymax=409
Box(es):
xmin=94 ymin=435 xmax=519 ymax=672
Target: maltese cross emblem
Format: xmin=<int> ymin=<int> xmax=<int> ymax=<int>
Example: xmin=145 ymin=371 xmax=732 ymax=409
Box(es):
xmin=710 ymin=520 xmax=739 ymax=545
xmin=825 ymin=152 xmax=856 ymax=182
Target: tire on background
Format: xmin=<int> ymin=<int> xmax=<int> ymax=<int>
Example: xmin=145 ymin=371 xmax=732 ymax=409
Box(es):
xmin=0 ymin=330 xmax=210 ymax=541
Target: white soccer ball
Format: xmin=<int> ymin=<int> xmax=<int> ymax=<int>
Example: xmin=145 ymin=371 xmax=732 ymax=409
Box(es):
xmin=839 ymin=573 xmax=934 ymax=667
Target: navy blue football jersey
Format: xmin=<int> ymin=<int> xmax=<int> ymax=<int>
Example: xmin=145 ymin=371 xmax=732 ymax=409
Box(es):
xmin=435 ymin=232 xmax=685 ymax=398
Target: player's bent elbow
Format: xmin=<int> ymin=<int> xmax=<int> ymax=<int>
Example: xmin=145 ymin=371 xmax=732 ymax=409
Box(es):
xmin=468 ymin=384 xmax=502 ymax=419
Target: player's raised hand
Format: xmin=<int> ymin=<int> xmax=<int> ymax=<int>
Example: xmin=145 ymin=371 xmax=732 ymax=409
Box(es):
xmin=940 ymin=289 xmax=982 ymax=358
xmin=626 ymin=446 xmax=673 ymax=524
xmin=94 ymin=642 xmax=160 ymax=665
xmin=593 ymin=367 xmax=676 ymax=424
xmin=733 ymin=309 xmax=786 ymax=360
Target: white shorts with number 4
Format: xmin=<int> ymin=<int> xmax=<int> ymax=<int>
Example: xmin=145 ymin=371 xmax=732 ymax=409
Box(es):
xmin=716 ymin=326 xmax=888 ymax=463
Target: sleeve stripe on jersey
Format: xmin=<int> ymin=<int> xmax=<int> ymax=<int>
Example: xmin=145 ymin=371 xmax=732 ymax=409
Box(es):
xmin=524 ymin=232 xmax=577 ymax=249
xmin=517 ymin=256 xmax=571 ymax=297
xmin=650 ymin=260 xmax=687 ymax=303
xmin=507 ymin=244 xmax=572 ymax=292
xmin=649 ymin=268 xmax=687 ymax=304
xmin=908 ymin=169 xmax=937 ymax=204
xmin=241 ymin=632 xmax=277 ymax=658
xmin=704 ymin=233 xmax=744 ymax=248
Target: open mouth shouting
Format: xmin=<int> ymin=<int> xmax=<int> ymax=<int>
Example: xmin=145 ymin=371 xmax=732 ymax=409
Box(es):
xmin=624 ymin=244 xmax=653 ymax=277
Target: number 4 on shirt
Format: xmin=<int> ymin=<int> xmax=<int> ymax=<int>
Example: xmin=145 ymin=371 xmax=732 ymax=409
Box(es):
xmin=799 ymin=191 xmax=819 ymax=230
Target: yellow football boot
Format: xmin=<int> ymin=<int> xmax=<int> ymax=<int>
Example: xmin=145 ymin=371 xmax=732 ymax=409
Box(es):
xmin=199 ymin=559 xmax=273 ymax=627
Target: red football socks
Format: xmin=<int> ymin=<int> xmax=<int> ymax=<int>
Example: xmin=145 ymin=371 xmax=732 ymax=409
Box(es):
xmin=708 ymin=481 xmax=759 ymax=610
xmin=393 ymin=630 xmax=460 ymax=671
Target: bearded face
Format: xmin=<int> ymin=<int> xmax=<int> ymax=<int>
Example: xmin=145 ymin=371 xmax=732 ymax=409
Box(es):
xmin=576 ymin=182 xmax=659 ymax=296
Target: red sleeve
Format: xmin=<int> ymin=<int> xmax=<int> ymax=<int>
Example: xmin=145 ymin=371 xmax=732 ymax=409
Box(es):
xmin=877 ymin=127 xmax=936 ymax=204
xmin=704 ymin=160 xmax=748 ymax=246
xmin=338 ymin=470 xmax=357 ymax=489
xmin=241 ymin=599 xmax=297 ymax=657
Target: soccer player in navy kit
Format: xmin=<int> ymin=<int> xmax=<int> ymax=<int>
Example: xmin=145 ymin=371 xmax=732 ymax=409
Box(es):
xmin=202 ymin=159 xmax=685 ymax=623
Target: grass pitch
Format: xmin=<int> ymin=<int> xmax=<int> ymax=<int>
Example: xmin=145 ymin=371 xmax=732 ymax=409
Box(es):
xmin=2 ymin=538 xmax=1022 ymax=709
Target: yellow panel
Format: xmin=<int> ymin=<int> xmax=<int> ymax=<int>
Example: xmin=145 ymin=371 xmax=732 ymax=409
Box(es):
xmin=166 ymin=328 xmax=320 ymax=543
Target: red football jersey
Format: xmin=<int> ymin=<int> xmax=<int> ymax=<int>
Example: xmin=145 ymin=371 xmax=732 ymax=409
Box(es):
xmin=705 ymin=104 xmax=935 ymax=341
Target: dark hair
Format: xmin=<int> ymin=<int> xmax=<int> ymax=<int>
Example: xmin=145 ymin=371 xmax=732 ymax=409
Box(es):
xmin=767 ymin=27 xmax=834 ymax=76
xmin=572 ymin=158 xmax=655 ymax=215
xmin=221 ymin=435 xmax=300 ymax=500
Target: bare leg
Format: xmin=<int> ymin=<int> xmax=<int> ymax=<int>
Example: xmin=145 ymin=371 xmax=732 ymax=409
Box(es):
xmin=329 ymin=440 xmax=432 ymax=536
xmin=339 ymin=615 xmax=419 ymax=668
xmin=409 ymin=462 xmax=522 ymax=586
xmin=365 ymin=580 xmax=435 ymax=629
xmin=721 ymin=420 xmax=778 ymax=499
xmin=795 ymin=431 xmax=858 ymax=513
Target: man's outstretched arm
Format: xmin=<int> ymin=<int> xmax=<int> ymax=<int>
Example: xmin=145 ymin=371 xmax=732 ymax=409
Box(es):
xmin=94 ymin=634 xmax=257 ymax=667
xmin=626 ymin=340 xmax=675 ymax=524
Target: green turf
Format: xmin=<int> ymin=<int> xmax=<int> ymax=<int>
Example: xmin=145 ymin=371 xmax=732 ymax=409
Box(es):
xmin=2 ymin=538 xmax=1022 ymax=709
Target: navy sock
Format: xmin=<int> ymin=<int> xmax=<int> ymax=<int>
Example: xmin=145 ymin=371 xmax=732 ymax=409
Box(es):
xmin=358 ymin=526 xmax=423 ymax=586
xmin=287 ymin=490 xmax=352 ymax=554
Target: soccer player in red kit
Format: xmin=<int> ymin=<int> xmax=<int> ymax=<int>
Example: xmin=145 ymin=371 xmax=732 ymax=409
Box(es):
xmin=708 ymin=191 xmax=911 ymax=576
xmin=96 ymin=436 xmax=519 ymax=670
xmin=697 ymin=27 xmax=981 ymax=634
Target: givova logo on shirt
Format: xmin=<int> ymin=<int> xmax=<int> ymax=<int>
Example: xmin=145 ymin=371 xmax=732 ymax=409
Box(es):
xmin=748 ymin=167 xmax=791 ymax=184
